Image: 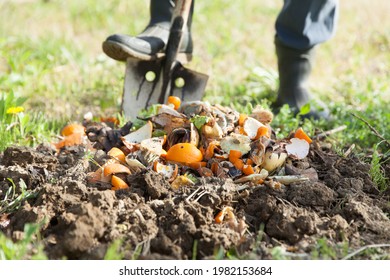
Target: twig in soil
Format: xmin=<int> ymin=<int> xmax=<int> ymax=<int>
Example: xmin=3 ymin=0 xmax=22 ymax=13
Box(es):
xmin=275 ymin=197 xmax=295 ymax=208
xmin=141 ymin=239 xmax=151 ymax=256
xmin=134 ymin=209 xmax=145 ymax=222
xmin=335 ymin=144 xmax=355 ymax=166
xmin=350 ymin=112 xmax=390 ymax=148
xmin=343 ymin=144 xmax=355 ymax=157
xmin=193 ymin=190 xmax=209 ymax=202
xmin=185 ymin=187 xmax=201 ymax=203
xmin=342 ymin=244 xmax=390 ymax=260
xmin=313 ymin=125 xmax=347 ymax=140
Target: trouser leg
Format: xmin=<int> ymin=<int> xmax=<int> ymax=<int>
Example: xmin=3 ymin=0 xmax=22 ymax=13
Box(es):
xmin=276 ymin=0 xmax=339 ymax=50
xmin=274 ymin=0 xmax=339 ymax=120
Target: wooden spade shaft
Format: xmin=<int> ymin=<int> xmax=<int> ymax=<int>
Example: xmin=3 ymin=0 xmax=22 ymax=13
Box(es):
xmin=158 ymin=0 xmax=193 ymax=104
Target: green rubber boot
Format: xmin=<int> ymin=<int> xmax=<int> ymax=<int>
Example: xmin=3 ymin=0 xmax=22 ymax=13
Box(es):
xmin=102 ymin=0 xmax=193 ymax=62
xmin=274 ymin=37 xmax=330 ymax=120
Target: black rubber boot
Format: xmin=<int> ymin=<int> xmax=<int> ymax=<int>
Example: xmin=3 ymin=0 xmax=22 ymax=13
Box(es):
xmin=274 ymin=37 xmax=330 ymax=120
xmin=103 ymin=0 xmax=193 ymax=62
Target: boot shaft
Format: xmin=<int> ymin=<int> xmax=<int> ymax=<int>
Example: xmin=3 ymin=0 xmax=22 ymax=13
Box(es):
xmin=275 ymin=36 xmax=315 ymax=90
xmin=274 ymin=36 xmax=330 ymax=120
xmin=149 ymin=0 xmax=194 ymax=31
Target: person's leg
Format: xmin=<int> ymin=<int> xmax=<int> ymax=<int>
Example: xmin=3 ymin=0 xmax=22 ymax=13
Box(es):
xmin=274 ymin=0 xmax=339 ymax=119
xmin=103 ymin=0 xmax=193 ymax=62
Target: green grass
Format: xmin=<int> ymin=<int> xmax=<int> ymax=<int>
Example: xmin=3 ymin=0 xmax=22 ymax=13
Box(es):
xmin=0 ymin=222 xmax=47 ymax=260
xmin=0 ymin=91 xmax=59 ymax=150
xmin=0 ymin=179 xmax=36 ymax=215
xmin=369 ymin=143 xmax=390 ymax=191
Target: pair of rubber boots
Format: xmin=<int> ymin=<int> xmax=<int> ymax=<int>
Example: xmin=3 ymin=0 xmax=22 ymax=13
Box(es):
xmin=103 ymin=0 xmax=329 ymax=120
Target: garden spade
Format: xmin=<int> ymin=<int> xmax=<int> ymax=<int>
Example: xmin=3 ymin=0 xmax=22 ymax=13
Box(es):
xmin=121 ymin=0 xmax=208 ymax=120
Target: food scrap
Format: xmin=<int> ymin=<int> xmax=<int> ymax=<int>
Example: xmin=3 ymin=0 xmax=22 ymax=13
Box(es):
xmin=55 ymin=97 xmax=315 ymax=192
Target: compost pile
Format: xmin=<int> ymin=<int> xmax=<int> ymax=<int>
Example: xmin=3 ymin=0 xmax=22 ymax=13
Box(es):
xmin=0 ymin=100 xmax=389 ymax=260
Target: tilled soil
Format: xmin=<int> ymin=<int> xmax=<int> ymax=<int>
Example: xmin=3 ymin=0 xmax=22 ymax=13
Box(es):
xmin=0 ymin=143 xmax=389 ymax=259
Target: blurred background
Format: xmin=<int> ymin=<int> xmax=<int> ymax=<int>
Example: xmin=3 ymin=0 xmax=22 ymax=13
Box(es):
xmin=0 ymin=0 xmax=389 ymax=149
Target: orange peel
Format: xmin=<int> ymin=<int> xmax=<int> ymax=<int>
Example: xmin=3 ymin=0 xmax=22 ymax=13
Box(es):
xmin=111 ymin=175 xmax=129 ymax=190
xmin=215 ymin=206 xmax=234 ymax=224
xmin=61 ymin=123 xmax=85 ymax=136
xmin=242 ymin=164 xmax=255 ymax=175
xmin=233 ymin=159 xmax=244 ymax=171
xmin=238 ymin=114 xmax=248 ymax=126
xmin=294 ymin=127 xmax=312 ymax=144
xmin=204 ymin=141 xmax=219 ymax=160
xmin=54 ymin=133 xmax=84 ymax=149
xmin=166 ymin=143 xmax=203 ymax=164
xmin=187 ymin=161 xmax=207 ymax=169
xmin=103 ymin=163 xmax=131 ymax=177
xmin=107 ymin=147 xmax=126 ymax=163
xmin=167 ymin=96 xmax=181 ymax=110
xmin=228 ymin=149 xmax=242 ymax=163
xmin=254 ymin=126 xmax=269 ymax=140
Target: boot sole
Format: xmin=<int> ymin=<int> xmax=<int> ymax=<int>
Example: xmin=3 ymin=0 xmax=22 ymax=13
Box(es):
xmin=102 ymin=40 xmax=192 ymax=64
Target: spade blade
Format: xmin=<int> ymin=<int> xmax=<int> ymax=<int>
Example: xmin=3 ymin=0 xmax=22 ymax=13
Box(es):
xmin=169 ymin=63 xmax=208 ymax=103
xmin=122 ymin=58 xmax=163 ymax=120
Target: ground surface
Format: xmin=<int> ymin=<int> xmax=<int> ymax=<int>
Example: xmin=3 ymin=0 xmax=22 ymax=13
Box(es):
xmin=0 ymin=0 xmax=389 ymax=260
xmin=1 ymin=140 xmax=389 ymax=259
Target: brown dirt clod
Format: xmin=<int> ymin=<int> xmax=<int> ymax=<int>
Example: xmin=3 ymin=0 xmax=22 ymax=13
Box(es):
xmin=1 ymin=142 xmax=389 ymax=259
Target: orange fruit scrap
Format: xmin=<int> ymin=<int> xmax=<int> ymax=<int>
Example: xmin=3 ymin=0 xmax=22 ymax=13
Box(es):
xmin=294 ymin=127 xmax=312 ymax=144
xmin=103 ymin=163 xmax=131 ymax=177
xmin=160 ymin=149 xmax=168 ymax=158
xmin=198 ymin=167 xmax=214 ymax=177
xmin=233 ymin=159 xmax=244 ymax=171
xmin=111 ymin=175 xmax=129 ymax=190
xmin=254 ymin=126 xmax=269 ymax=140
xmin=162 ymin=134 xmax=167 ymax=146
xmin=100 ymin=116 xmax=120 ymax=126
xmin=167 ymin=96 xmax=181 ymax=110
xmin=238 ymin=114 xmax=248 ymax=127
xmin=61 ymin=123 xmax=85 ymax=137
xmin=242 ymin=164 xmax=255 ymax=175
xmin=199 ymin=146 xmax=206 ymax=156
xmin=210 ymin=162 xmax=219 ymax=175
xmin=228 ymin=149 xmax=242 ymax=163
xmin=238 ymin=126 xmax=246 ymax=135
xmin=228 ymin=149 xmax=244 ymax=171
xmin=214 ymin=153 xmax=229 ymax=160
xmin=166 ymin=143 xmax=203 ymax=164
xmin=54 ymin=133 xmax=84 ymax=149
xmin=204 ymin=142 xmax=219 ymax=160
xmin=215 ymin=210 xmax=225 ymax=224
xmin=215 ymin=206 xmax=234 ymax=224
xmin=187 ymin=161 xmax=207 ymax=170
xmin=107 ymin=147 xmax=126 ymax=164
xmin=243 ymin=117 xmax=267 ymax=140
xmin=87 ymin=168 xmax=103 ymax=183
xmin=54 ymin=123 xmax=87 ymax=150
